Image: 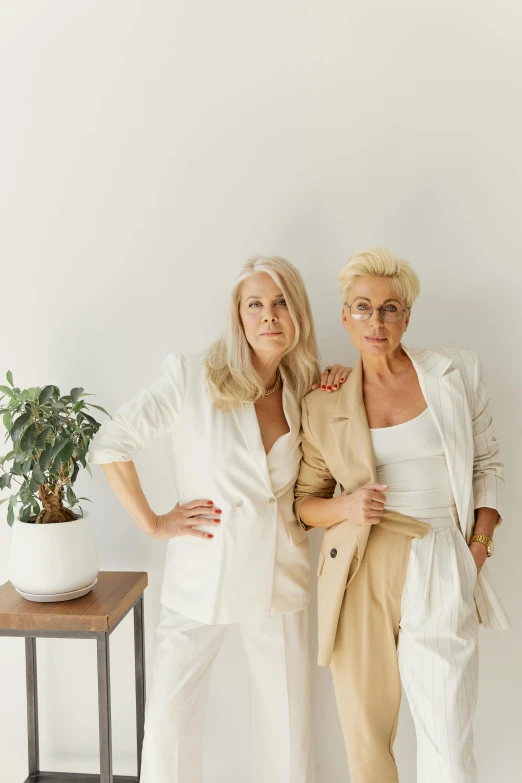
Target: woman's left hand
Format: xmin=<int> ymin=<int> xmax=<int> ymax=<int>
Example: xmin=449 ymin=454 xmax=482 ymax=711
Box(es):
xmin=469 ymin=542 xmax=488 ymax=574
xmin=312 ymin=364 xmax=352 ymax=392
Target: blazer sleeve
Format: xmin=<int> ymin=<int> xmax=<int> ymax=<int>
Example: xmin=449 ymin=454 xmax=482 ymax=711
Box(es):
xmin=471 ymin=354 xmax=505 ymax=525
xmin=87 ymin=353 xmax=186 ymax=464
xmin=294 ymin=396 xmax=337 ymax=530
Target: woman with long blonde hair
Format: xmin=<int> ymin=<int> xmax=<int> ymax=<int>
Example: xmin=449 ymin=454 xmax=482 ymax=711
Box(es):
xmin=88 ymin=255 xmax=349 ymax=783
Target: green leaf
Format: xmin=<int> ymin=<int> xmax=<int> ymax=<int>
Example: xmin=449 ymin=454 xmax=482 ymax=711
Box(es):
xmin=31 ymin=499 xmax=40 ymax=515
xmin=0 ymin=475 xmax=9 ymax=489
xmin=35 ymin=426 xmax=52 ymax=450
xmin=19 ymin=505 xmax=32 ymax=522
xmin=59 ymin=440 xmax=74 ymax=463
xmin=7 ymin=506 xmax=14 ymax=526
xmin=9 ymin=494 xmax=18 ymax=506
xmin=71 ymin=461 xmax=80 ymax=485
xmin=70 ymin=387 xmax=84 ymax=403
xmin=85 ymin=461 xmax=92 ymax=477
xmin=6 ymin=371 xmax=14 ymax=387
xmin=3 ymin=410 xmax=12 ymax=430
xmin=86 ymin=403 xmax=109 ymax=416
xmin=11 ymin=411 xmax=31 ymax=442
xmin=66 ymin=485 xmax=77 ymax=507
xmin=21 ymin=459 xmax=33 ymax=473
xmin=0 ymin=385 xmax=13 ymax=398
xmin=81 ymin=412 xmax=98 ymax=426
xmin=73 ymin=400 xmax=85 ymax=413
xmin=32 ymin=465 xmax=46 ymax=485
xmin=39 ymin=444 xmax=53 ymax=471
xmin=0 ymin=497 xmax=9 ymax=506
xmin=28 ymin=478 xmax=39 ymax=493
xmin=50 ymin=439 xmax=69 ymax=460
xmin=20 ymin=423 xmax=37 ymax=451
xmin=38 ymin=386 xmax=55 ymax=404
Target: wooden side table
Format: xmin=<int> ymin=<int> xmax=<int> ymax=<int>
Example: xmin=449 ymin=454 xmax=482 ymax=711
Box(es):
xmin=0 ymin=571 xmax=148 ymax=783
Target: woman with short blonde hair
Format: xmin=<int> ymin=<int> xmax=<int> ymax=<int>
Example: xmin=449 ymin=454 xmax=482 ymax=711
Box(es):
xmin=295 ymin=246 xmax=508 ymax=783
xmin=88 ymin=254 xmax=348 ymax=783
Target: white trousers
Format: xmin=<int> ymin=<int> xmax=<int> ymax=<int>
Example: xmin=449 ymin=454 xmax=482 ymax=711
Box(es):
xmin=140 ymin=605 xmax=315 ymax=783
xmin=398 ymin=522 xmax=479 ymax=783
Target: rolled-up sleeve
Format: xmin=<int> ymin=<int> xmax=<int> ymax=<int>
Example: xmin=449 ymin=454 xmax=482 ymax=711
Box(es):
xmin=472 ymin=355 xmax=505 ymax=525
xmin=88 ymin=353 xmax=186 ymax=464
xmin=294 ymin=396 xmax=337 ymax=530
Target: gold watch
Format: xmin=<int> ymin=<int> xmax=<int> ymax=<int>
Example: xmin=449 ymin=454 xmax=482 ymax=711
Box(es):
xmin=470 ymin=534 xmax=494 ymax=557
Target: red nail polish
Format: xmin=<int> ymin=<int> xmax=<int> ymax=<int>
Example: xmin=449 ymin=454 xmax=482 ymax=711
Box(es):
xmin=215 ymin=519 xmax=221 ymax=523
xmin=215 ymin=509 xmax=222 ymax=513
xmin=208 ymin=534 xmax=214 ymax=538
xmin=327 ymin=386 xmax=332 ymax=390
xmin=207 ymin=500 xmax=213 ymax=505
xmin=321 ymin=385 xmax=326 ymax=389
xmin=333 ymin=384 xmax=338 ymax=389
xmin=340 ymin=378 xmax=345 ymax=382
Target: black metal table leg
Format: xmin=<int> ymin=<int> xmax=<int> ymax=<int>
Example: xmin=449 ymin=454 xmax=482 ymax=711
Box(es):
xmin=96 ymin=633 xmax=113 ymax=783
xmin=133 ymin=596 xmax=146 ymax=780
xmin=25 ymin=637 xmax=39 ymax=776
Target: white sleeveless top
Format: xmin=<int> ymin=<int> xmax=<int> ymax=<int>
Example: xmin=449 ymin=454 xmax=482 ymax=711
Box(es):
xmin=370 ymin=407 xmax=456 ymax=522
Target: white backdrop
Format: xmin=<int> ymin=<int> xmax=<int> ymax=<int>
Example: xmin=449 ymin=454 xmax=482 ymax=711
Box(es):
xmin=1 ymin=2 xmax=521 ymax=781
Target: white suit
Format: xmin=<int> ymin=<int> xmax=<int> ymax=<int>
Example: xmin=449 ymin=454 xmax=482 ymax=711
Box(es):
xmin=88 ymin=351 xmax=315 ymax=783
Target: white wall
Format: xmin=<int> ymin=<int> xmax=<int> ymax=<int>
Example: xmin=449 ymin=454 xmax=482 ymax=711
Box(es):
xmin=1 ymin=2 xmax=520 ymax=781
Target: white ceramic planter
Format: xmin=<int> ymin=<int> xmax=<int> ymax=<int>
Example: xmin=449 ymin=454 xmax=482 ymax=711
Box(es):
xmin=9 ymin=512 xmax=99 ymax=600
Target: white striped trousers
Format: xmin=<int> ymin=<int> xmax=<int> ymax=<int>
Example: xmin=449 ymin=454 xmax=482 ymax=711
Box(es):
xmin=398 ymin=520 xmax=479 ymax=783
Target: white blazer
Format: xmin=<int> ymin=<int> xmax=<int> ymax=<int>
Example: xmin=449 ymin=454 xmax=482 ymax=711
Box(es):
xmin=88 ymin=351 xmax=311 ymax=625
xmin=404 ymin=346 xmax=509 ymax=630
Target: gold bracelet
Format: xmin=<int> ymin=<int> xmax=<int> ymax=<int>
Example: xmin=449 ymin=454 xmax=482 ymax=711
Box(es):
xmin=469 ymin=534 xmax=494 ymax=557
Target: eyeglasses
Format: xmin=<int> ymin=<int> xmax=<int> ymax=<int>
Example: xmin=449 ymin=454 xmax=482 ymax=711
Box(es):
xmin=346 ymin=300 xmax=410 ymax=323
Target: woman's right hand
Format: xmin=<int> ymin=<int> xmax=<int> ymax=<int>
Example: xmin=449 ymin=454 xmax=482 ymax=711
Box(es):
xmin=337 ymin=482 xmax=388 ymax=526
xmin=151 ymin=499 xmax=222 ymax=540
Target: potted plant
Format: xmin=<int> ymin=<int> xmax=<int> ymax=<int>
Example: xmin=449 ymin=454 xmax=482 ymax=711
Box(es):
xmin=0 ymin=370 xmax=108 ymax=601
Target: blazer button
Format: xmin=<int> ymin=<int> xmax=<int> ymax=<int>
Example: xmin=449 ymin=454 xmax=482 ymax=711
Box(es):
xmin=268 ymin=497 xmax=277 ymax=505
xmin=330 ymin=548 xmax=337 ymax=558
xmin=233 ymin=498 xmax=243 ymax=507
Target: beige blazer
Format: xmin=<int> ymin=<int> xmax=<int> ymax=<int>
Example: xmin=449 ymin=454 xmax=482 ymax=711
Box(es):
xmin=294 ymin=345 xmax=509 ymax=667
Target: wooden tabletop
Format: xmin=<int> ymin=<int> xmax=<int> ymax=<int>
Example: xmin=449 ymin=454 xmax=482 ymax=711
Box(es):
xmin=0 ymin=571 xmax=148 ymax=633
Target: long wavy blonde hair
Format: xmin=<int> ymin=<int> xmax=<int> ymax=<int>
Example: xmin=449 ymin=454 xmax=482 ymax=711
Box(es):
xmin=205 ymin=255 xmax=321 ymax=410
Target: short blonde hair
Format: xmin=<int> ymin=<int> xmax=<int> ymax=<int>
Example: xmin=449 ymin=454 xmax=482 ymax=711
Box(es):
xmin=205 ymin=255 xmax=321 ymax=409
xmin=338 ymin=247 xmax=421 ymax=308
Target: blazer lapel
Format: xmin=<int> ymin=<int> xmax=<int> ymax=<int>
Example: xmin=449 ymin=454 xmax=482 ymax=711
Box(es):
xmin=330 ymin=358 xmax=377 ymax=566
xmin=404 ymin=346 xmax=472 ymax=537
xmin=230 ymin=365 xmax=298 ymax=495
xmin=231 ymin=402 xmax=272 ymax=493
xmin=331 ymin=357 xmax=377 ymax=490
